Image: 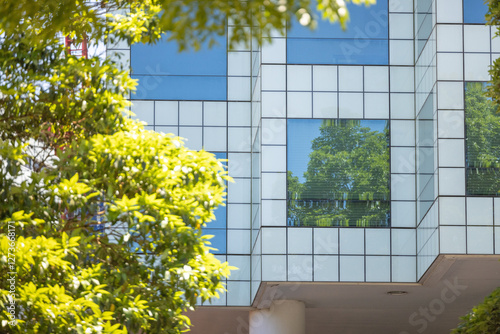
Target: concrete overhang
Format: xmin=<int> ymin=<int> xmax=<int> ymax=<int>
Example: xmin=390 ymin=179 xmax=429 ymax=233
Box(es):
xmin=187 ymin=255 xmax=500 ymax=333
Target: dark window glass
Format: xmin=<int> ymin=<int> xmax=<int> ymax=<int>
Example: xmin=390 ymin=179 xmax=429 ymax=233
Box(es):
xmin=416 ymin=94 xmax=435 ymax=220
xmin=464 ymin=0 xmax=488 ymax=24
xmin=202 ymin=152 xmax=227 ymax=253
xmin=287 ymin=0 xmax=388 ymax=65
xmin=465 ymin=82 xmax=500 ymax=196
xmin=415 ymin=0 xmax=433 ymax=58
xmin=287 ymin=119 xmax=390 ymax=227
xmin=131 ymin=35 xmax=227 ymax=100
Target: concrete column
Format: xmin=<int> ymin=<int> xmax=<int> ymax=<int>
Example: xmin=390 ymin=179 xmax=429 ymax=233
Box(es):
xmin=249 ymin=300 xmax=305 ymax=334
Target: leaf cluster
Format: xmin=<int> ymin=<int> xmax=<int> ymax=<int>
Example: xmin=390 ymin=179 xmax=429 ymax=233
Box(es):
xmin=0 ymin=125 xmax=233 ymax=333
xmin=452 ymin=287 xmax=500 ymax=334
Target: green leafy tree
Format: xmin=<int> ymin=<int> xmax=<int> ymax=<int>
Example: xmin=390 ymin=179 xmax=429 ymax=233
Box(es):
xmin=288 ymin=120 xmax=389 ymax=227
xmin=452 ymin=287 xmax=500 ymax=333
xmin=0 ymin=0 xmax=375 ymax=333
xmin=1 ymin=129 xmax=233 ymax=334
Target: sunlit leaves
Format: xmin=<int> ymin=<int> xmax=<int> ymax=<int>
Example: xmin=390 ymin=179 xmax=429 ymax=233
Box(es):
xmin=0 ymin=126 xmax=233 ymax=333
xmin=0 ymin=0 xmax=372 ymax=332
xmin=453 ymin=287 xmax=500 ymax=333
xmin=0 ymin=0 xmax=376 ymax=52
xmin=0 ymin=36 xmax=135 ymax=150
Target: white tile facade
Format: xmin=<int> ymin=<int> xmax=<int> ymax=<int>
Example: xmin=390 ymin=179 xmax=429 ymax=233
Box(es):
xmin=125 ymin=0 xmax=499 ymax=306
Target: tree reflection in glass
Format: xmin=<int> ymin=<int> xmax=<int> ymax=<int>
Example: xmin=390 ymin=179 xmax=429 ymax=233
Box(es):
xmin=465 ymin=82 xmax=500 ymax=196
xmin=287 ymin=119 xmax=390 ymax=227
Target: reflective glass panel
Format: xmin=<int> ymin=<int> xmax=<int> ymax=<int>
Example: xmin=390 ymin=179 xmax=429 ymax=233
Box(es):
xmin=287 ymin=1 xmax=389 ymax=65
xmin=465 ymin=82 xmax=500 ymax=196
xmin=287 ymin=39 xmax=388 ymax=65
xmin=131 ymin=34 xmax=227 ymax=100
xmin=202 ymin=228 xmax=227 ymax=254
xmin=288 ymin=2 xmax=388 ymax=39
xmin=202 ymin=152 xmax=228 ymax=254
xmin=416 ymin=94 xmax=436 ymax=220
xmin=415 ymin=0 xmax=433 ymax=58
xmin=464 ymin=0 xmax=488 ymax=24
xmin=131 ymin=35 xmax=226 ymax=75
xmin=287 ymin=119 xmax=390 ymax=227
xmin=131 ymin=75 xmax=226 ymax=100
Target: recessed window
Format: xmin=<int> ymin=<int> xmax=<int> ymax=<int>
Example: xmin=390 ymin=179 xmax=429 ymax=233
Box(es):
xmin=415 ymin=0 xmax=433 ymax=57
xmin=465 ymin=82 xmax=500 ymax=196
xmin=287 ymin=119 xmax=390 ymax=227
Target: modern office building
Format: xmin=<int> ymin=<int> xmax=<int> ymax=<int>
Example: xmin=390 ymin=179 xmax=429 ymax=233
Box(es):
xmin=109 ymin=0 xmax=500 ymax=332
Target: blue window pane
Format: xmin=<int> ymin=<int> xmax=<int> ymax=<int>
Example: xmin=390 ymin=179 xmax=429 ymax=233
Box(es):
xmin=131 ymin=35 xmax=226 ymax=75
xmin=130 ymin=34 xmax=227 ymax=100
xmin=288 ymin=1 xmax=388 ymax=39
xmin=214 ymin=152 xmax=227 ymax=160
xmin=201 ymin=152 xmax=227 ymax=253
xmin=202 ymin=228 xmax=227 ymax=254
xmin=209 ymin=205 xmax=227 ymax=229
xmin=287 ymin=38 xmax=388 ymax=65
xmin=131 ymin=75 xmax=226 ymax=100
xmin=464 ymin=0 xmax=488 ymax=24
xmin=287 ymin=1 xmax=388 ymax=65
xmin=210 ymin=152 xmax=227 ymax=229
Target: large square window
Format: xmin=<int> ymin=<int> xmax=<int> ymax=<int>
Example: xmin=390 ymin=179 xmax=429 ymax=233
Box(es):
xmin=287 ymin=119 xmax=390 ymax=227
xmin=465 ymin=82 xmax=500 ymax=196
